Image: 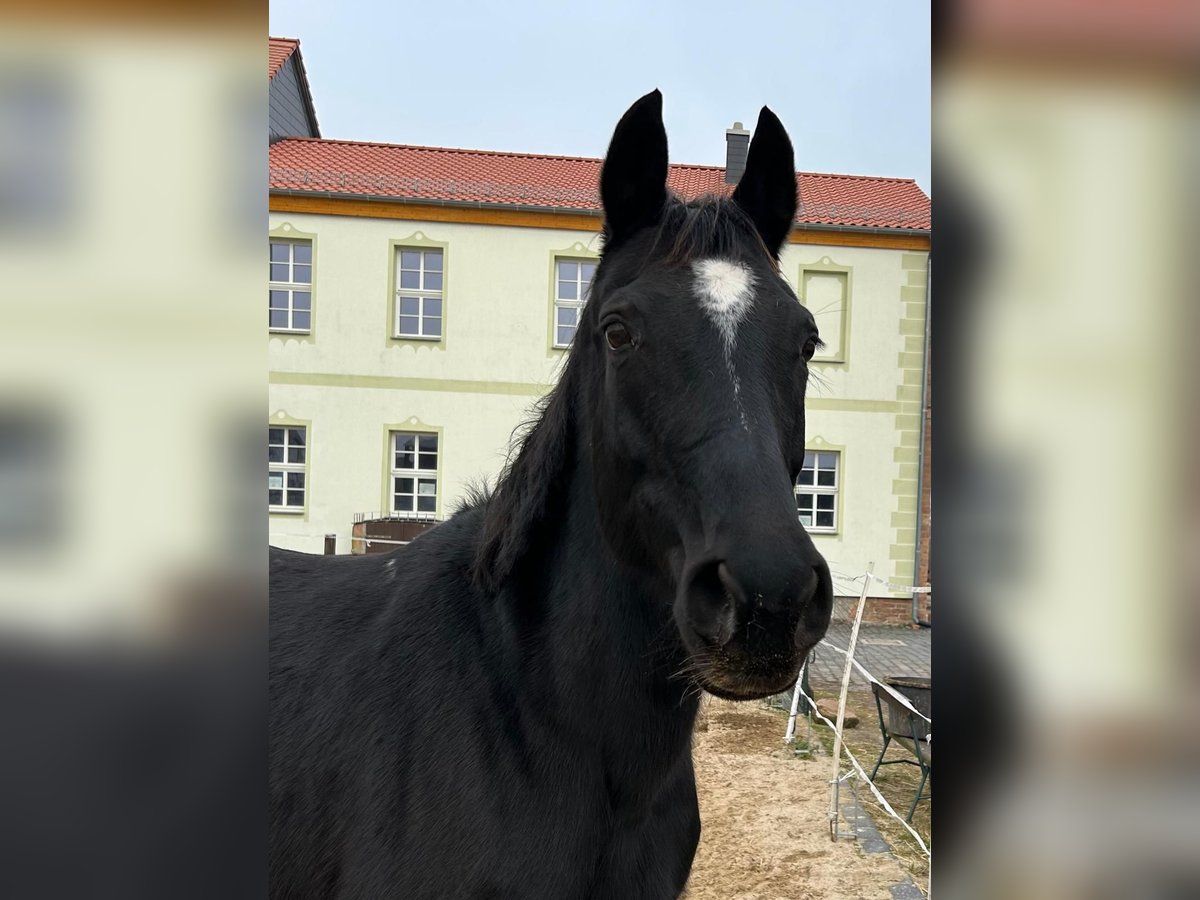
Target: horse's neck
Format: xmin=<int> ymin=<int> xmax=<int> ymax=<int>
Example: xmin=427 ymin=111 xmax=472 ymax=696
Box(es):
xmin=541 ymin=449 xmax=699 ymax=723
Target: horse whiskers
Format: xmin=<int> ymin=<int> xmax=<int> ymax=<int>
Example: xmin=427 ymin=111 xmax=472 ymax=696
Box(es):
xmin=807 ymin=367 xmax=833 ymax=394
xmin=668 ymin=654 xmax=713 ymax=684
xmin=667 ymin=660 xmax=706 ymax=682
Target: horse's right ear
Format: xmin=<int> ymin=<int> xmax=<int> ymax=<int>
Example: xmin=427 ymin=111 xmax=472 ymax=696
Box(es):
xmin=600 ymin=89 xmax=669 ymax=245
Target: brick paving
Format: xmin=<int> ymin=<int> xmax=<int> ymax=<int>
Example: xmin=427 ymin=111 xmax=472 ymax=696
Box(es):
xmin=766 ymin=622 xmax=929 ymax=715
xmin=807 ymin=621 xmax=930 ymax=690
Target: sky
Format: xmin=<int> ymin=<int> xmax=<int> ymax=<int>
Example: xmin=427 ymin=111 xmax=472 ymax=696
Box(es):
xmin=269 ymin=1 xmax=930 ymax=195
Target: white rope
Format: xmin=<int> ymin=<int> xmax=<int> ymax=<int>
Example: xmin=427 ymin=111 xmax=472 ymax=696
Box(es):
xmin=829 ymin=569 xmax=867 ymax=584
xmin=867 ymin=572 xmax=932 ymax=593
xmin=796 ymin=681 xmax=931 ymax=858
xmin=783 ymin=660 xmax=807 ymax=744
xmin=817 ymin=639 xmax=932 ymax=727
xmin=825 ymin=560 xmax=930 ymax=595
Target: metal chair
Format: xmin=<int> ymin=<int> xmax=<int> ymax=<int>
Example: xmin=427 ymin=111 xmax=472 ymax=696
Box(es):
xmin=868 ymin=676 xmax=931 ymax=823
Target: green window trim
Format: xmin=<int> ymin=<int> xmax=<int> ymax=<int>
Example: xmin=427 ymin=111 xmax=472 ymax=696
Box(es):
xmin=268 ymin=223 xmax=318 ymax=344
xmin=387 ymin=233 xmax=450 ymax=350
xmin=380 ymin=419 xmax=445 ymax=520
xmin=798 ymin=437 xmax=846 ymax=538
xmin=269 ymin=410 xmax=312 ymax=520
xmin=547 ymin=242 xmax=600 ymax=355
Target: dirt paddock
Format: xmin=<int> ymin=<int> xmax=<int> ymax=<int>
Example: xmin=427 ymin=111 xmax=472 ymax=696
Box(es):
xmin=685 ymin=699 xmax=910 ymax=900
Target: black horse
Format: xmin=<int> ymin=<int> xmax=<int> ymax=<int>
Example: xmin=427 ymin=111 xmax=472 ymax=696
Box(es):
xmin=270 ymin=90 xmax=833 ymax=899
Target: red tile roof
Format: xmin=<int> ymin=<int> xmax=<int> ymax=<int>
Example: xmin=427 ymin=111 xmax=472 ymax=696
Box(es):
xmin=269 ymin=37 xmax=299 ymax=80
xmin=269 ymin=138 xmax=930 ymax=232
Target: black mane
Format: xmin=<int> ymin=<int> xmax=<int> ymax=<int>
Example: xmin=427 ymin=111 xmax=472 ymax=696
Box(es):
xmin=469 ymin=363 xmax=578 ymax=593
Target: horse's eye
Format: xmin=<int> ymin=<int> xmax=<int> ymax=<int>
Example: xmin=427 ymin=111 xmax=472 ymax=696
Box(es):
xmin=605 ymin=322 xmax=633 ymax=351
xmin=801 ymin=337 xmax=819 ymax=362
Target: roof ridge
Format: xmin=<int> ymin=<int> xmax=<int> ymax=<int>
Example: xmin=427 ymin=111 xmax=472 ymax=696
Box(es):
xmin=271 ymin=138 xmax=921 ymax=185
xmin=274 ymin=136 xmax=604 ymax=164
xmin=801 ymin=171 xmax=917 ymax=184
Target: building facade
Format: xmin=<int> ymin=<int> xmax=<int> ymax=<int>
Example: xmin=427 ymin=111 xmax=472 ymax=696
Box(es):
xmin=266 ymin=39 xmax=931 ymax=621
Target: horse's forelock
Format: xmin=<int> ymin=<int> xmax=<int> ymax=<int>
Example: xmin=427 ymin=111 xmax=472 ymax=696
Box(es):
xmin=660 ymin=196 xmax=778 ymax=269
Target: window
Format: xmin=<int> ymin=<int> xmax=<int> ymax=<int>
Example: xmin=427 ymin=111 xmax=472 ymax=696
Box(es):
xmin=795 ymin=450 xmax=838 ymax=532
xmin=269 ymin=426 xmax=306 ymax=511
xmin=269 ymin=240 xmax=313 ymax=332
xmin=394 ymin=248 xmax=443 ymax=339
xmin=0 ymin=70 xmax=75 ymax=235
xmin=0 ymin=408 xmax=64 ymax=549
xmin=554 ymin=258 xmax=595 ymax=347
xmin=390 ymin=431 xmax=439 ymax=517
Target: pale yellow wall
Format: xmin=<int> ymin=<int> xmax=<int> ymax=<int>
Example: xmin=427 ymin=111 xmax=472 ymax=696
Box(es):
xmin=779 ymin=243 xmax=930 ymax=593
xmin=269 ymin=212 xmax=599 ymax=386
xmin=781 ymin=244 xmax=914 ymax=405
xmin=267 ymin=211 xmax=928 ymax=598
xmin=269 ymin=382 xmax=539 ymax=554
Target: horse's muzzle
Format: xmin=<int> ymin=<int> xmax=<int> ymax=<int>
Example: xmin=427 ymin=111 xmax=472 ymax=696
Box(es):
xmin=675 ymin=547 xmax=833 ymax=700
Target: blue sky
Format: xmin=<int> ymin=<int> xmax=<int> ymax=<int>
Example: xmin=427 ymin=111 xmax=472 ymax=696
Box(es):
xmin=270 ymin=1 xmax=930 ymax=195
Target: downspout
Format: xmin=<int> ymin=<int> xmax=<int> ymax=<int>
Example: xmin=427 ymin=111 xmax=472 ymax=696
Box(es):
xmin=912 ymin=255 xmax=932 ymax=627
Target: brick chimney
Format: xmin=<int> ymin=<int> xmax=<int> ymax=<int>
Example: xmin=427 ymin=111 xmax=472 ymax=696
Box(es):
xmin=724 ymin=121 xmax=750 ymax=184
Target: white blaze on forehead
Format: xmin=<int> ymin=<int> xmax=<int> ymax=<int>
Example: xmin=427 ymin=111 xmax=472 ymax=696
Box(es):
xmin=694 ymin=258 xmax=756 ymax=350
xmin=694 ymin=258 xmax=756 ymax=431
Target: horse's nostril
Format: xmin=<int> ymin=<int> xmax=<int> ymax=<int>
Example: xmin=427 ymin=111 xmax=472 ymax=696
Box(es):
xmin=794 ymin=560 xmax=834 ymax=649
xmin=716 ymin=561 xmax=747 ymax=607
xmin=686 ymin=559 xmax=738 ymax=647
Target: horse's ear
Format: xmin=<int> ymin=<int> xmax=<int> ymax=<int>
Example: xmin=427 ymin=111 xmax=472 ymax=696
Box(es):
xmin=732 ymin=106 xmax=797 ymax=257
xmin=600 ymin=89 xmax=669 ymax=245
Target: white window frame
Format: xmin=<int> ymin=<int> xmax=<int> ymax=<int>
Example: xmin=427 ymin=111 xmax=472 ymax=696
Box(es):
xmin=553 ymin=257 xmax=594 ymax=348
xmin=269 ymin=426 xmax=307 ymax=512
xmin=394 ymin=248 xmax=444 ymax=340
xmin=269 ymin=239 xmax=313 ymax=333
xmin=390 ymin=431 xmax=439 ymax=518
xmin=795 ymin=450 xmax=839 ymax=533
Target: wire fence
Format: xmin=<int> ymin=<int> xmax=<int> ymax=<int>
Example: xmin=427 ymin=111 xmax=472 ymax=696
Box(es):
xmin=785 ymin=562 xmax=932 ymax=893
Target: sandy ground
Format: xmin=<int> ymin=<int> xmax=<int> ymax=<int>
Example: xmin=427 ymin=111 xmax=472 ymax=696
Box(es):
xmin=685 ymin=699 xmax=909 ymax=900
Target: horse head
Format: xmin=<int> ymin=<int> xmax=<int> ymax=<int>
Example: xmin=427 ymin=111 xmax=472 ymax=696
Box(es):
xmin=475 ymin=90 xmax=832 ymax=701
xmin=587 ymin=90 xmax=832 ymax=699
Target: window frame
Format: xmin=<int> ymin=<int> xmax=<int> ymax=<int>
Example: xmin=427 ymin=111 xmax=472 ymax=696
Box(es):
xmin=548 ymin=243 xmax=600 ymax=353
xmin=552 ymin=256 xmax=595 ymax=349
xmin=388 ymin=236 xmax=448 ymax=344
xmin=268 ymin=237 xmax=314 ymax=334
xmin=795 ymin=449 xmax=840 ymax=534
xmin=385 ymin=427 xmax=442 ymax=520
xmin=269 ymin=421 xmax=309 ymax=516
xmin=268 ymin=223 xmax=317 ymax=341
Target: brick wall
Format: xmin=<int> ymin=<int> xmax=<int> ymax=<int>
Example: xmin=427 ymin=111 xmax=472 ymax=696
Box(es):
xmin=832 ymin=595 xmax=928 ymax=626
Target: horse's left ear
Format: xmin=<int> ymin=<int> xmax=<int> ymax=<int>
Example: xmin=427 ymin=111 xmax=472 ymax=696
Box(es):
xmin=732 ymin=106 xmax=797 ymax=257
